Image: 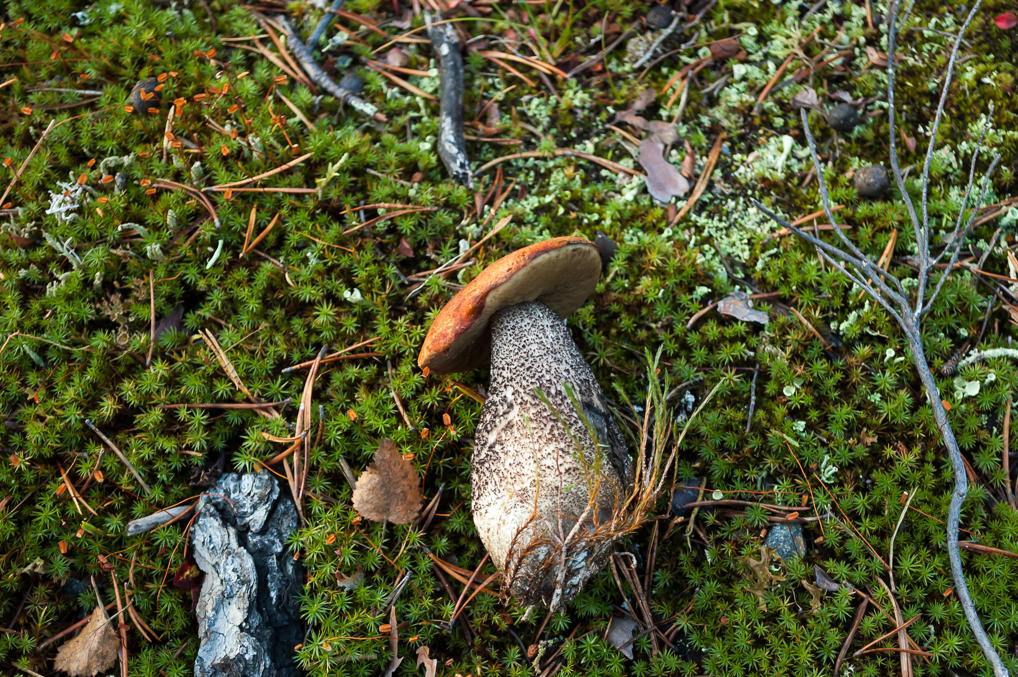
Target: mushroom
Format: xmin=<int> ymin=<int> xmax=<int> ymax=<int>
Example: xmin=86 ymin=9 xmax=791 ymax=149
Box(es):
xmin=419 ymin=237 xmax=632 ymax=610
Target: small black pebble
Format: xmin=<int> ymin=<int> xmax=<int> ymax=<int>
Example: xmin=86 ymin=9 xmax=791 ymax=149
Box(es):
xmin=129 ymin=78 xmax=162 ymax=114
xmin=338 ymin=72 xmax=365 ymax=94
xmin=670 ymin=477 xmax=704 ymax=517
xmin=646 ymin=5 xmax=674 ymax=30
xmin=854 ymin=165 xmax=890 ymax=199
xmin=827 ymin=103 xmax=860 ymax=133
xmin=594 ymin=230 xmax=618 ymax=270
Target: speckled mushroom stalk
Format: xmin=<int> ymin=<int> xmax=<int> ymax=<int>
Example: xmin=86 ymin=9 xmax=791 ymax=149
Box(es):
xmin=472 ymin=301 xmax=631 ymax=609
xmin=418 ymin=236 xmax=632 ymax=610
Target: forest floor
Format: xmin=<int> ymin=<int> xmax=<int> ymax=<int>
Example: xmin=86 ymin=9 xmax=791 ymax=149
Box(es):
xmin=1 ymin=0 xmax=1017 ymax=675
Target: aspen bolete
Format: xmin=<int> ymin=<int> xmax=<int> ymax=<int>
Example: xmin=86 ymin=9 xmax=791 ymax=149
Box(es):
xmin=419 ymin=236 xmax=632 ymax=609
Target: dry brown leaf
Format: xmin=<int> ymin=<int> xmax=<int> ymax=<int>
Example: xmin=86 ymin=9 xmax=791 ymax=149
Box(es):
xmin=632 ymin=87 xmax=656 ymax=111
xmin=638 ymin=137 xmax=689 ymax=203
xmin=352 ymin=439 xmax=422 ymax=524
xmin=53 ymin=606 xmax=119 ymax=676
xmin=791 ymin=86 xmax=820 ymax=111
xmin=416 ymin=645 xmax=438 ymax=677
xmin=709 ymin=36 xmax=742 ymax=60
xmin=680 ymin=140 xmax=696 ymax=180
xmin=385 ymin=47 xmax=409 ymax=68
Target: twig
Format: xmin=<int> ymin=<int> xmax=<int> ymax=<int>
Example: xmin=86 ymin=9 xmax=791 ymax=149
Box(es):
xmin=85 ymin=420 xmax=151 ymax=495
xmin=308 ymin=0 xmax=345 ymax=49
xmin=876 ymin=578 xmax=913 ymax=677
xmin=274 ymin=15 xmax=386 ymax=122
xmin=835 ymin=597 xmax=868 ymax=675
xmin=0 ymin=119 xmax=56 ymax=207
xmin=632 ymin=11 xmax=682 ymax=69
xmin=958 ymin=347 xmax=1018 ymax=370
xmin=753 ymin=1 xmax=1007 ymax=671
xmin=745 ymin=364 xmax=759 ymax=434
xmin=425 ymin=13 xmax=471 ymax=186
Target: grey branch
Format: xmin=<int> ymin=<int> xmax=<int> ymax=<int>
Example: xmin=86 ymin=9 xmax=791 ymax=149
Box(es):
xmin=275 ymin=15 xmax=386 ymax=123
xmin=425 ymin=14 xmax=472 ymax=187
xmin=755 ymin=0 xmax=1008 ymax=673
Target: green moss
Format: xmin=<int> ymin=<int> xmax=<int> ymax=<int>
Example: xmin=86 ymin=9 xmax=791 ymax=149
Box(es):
xmin=1 ymin=0 xmax=1017 ymax=675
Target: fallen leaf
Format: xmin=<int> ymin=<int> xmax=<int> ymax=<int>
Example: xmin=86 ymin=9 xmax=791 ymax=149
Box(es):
xmin=645 ymin=120 xmax=678 ymax=145
xmin=416 ymin=645 xmax=438 ymax=677
xmin=791 ymin=86 xmax=820 ymax=110
xmin=814 ymin=565 xmax=843 ymax=592
xmin=865 ymin=45 xmax=889 ymax=67
xmin=631 ymin=87 xmax=657 ymax=112
xmin=996 ymin=12 xmax=1017 ymax=30
xmin=709 ymin=36 xmax=742 ymax=60
xmin=385 ymin=47 xmax=409 ymax=68
xmin=336 ymin=566 xmax=365 ymax=590
xmin=352 ymin=439 xmax=423 ymax=524
xmin=901 ymin=130 xmax=917 ymax=153
xmin=614 ymin=110 xmax=649 ymax=129
xmin=53 ymin=606 xmax=119 ymax=676
xmin=680 ymin=141 xmax=696 ymax=180
xmin=605 ymin=615 xmax=638 ymax=659
xmin=397 ymin=237 xmax=415 ymax=258
xmin=717 ymin=291 xmax=768 ymax=324
xmin=638 ymin=137 xmax=689 ymax=203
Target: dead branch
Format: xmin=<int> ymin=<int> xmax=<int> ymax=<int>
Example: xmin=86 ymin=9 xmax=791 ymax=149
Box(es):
xmin=274 ymin=14 xmax=386 ymax=123
xmin=425 ymin=14 xmax=472 ymax=187
xmin=754 ymin=1 xmax=1006 ymax=673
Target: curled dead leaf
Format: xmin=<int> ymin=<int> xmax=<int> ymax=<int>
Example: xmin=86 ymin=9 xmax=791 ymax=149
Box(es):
xmin=416 ymin=645 xmax=438 ymax=677
xmin=352 ymin=439 xmax=423 ymax=524
xmin=53 ymin=606 xmax=119 ymax=676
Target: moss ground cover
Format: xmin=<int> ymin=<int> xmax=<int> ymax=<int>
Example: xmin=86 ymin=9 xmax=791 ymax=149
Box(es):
xmin=1 ymin=0 xmax=1016 ymax=675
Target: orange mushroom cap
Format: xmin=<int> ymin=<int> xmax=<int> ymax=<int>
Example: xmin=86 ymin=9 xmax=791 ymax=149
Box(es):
xmin=418 ymin=236 xmax=602 ymax=374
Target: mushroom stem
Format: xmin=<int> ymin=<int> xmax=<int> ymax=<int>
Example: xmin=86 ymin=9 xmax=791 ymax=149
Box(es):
xmin=472 ymin=301 xmax=631 ymax=609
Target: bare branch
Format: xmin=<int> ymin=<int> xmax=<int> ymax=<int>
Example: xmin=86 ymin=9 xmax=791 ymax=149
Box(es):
xmin=751 ymin=199 xmax=908 ymax=328
xmin=800 ymin=109 xmax=910 ymax=302
xmin=922 ymin=153 xmax=1001 ymax=316
xmin=916 ymin=0 xmax=985 ymax=314
xmin=885 ymin=0 xmax=925 ymax=272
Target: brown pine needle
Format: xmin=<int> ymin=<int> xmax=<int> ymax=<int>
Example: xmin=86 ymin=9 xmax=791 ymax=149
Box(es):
xmin=365 ymin=61 xmax=436 ymax=100
xmin=242 ymin=211 xmax=281 ymax=255
xmin=672 ymin=131 xmax=726 ymax=224
xmin=198 ymin=329 xmax=279 ymax=419
xmin=283 ymin=336 xmax=381 ymax=372
xmin=477 ymin=148 xmax=640 ymax=177
xmin=243 ymin=205 xmax=257 ymax=253
xmin=209 ymin=152 xmax=313 ymax=191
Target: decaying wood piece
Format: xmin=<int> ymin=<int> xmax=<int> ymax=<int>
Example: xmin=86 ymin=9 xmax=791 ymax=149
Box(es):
xmin=275 ymin=15 xmax=387 ymax=123
xmin=126 ymin=504 xmax=192 ymax=536
xmin=425 ymin=14 xmax=472 ymax=187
